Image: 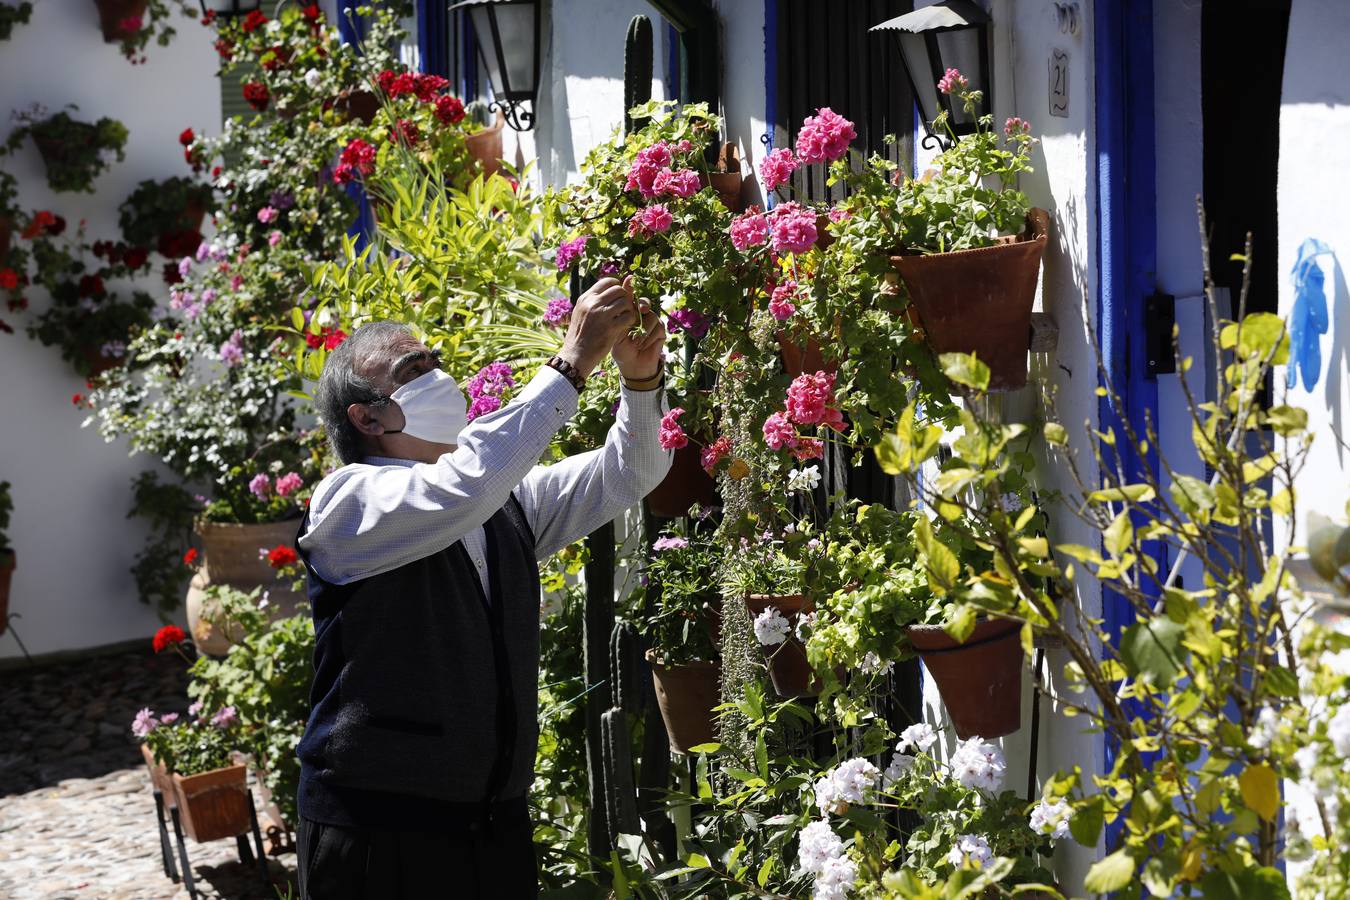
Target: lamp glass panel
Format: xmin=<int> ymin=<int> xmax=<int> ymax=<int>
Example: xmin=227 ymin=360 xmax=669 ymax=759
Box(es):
xmin=469 ymin=6 xmax=507 ymax=97
xmin=201 ymin=0 xmax=260 ymax=13
xmin=492 ymin=4 xmax=537 ymax=98
xmin=899 ymin=31 xmax=940 ymax=128
xmin=935 ymin=29 xmax=984 ymax=125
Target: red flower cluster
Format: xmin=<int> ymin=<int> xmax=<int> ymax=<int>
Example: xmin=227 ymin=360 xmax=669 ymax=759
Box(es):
xmin=214 ymin=37 xmax=234 ymax=60
xmin=435 ymin=95 xmax=465 ymax=125
xmin=301 ymin=3 xmax=323 ymax=25
xmin=701 ymin=435 xmax=733 ymax=473
xmin=118 ymin=15 xmax=143 ymax=36
xmin=243 ymin=81 xmax=270 ymax=111
xmin=332 ymin=139 xmax=376 ymax=184
xmin=162 ymin=261 xmax=183 ymax=286
xmin=179 ymin=128 xmax=195 ymax=147
xmin=0 ymin=268 xmax=18 ymax=291
xmin=152 ymin=624 xmax=187 ymax=653
xmin=71 ymin=393 xmax=83 ymax=406
xmin=182 ymin=548 xmax=198 ymax=566
xmin=241 ymin=9 xmax=268 ymax=33
xmin=412 ymin=74 xmax=449 ymax=102
xmin=261 ymin=44 xmax=292 ymax=72
xmin=267 ymin=545 xmax=299 ymax=568
xmin=22 ymin=211 xmax=64 ymax=239
xmin=158 ymin=229 xmax=202 ymax=260
xmin=375 ymin=69 xmax=417 ymax=98
xmin=78 ymin=275 xmax=106 ymax=299
xmin=391 ymin=118 xmax=420 ymax=147
xmin=305 ymin=327 xmax=348 ymax=351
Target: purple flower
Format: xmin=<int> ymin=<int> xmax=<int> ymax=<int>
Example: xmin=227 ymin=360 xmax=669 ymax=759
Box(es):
xmin=219 ymin=329 xmax=245 ymax=367
xmin=653 ymin=536 xmax=689 ymax=552
xmin=269 ymin=189 xmax=295 ymax=210
xmin=465 ymin=362 xmax=515 ymax=402
xmin=467 ymin=395 xmax=503 ymax=421
xmin=160 ymin=712 xmax=180 ymax=725
xmin=600 ymin=261 xmax=619 ymax=276
xmin=554 ymin=235 xmax=588 ymax=271
xmin=248 ymin=472 xmax=271 ymax=499
xmin=667 ymin=308 xmax=710 ymax=339
xmin=195 ymin=241 xmax=211 ymax=262
xmin=211 ymin=706 xmax=238 ymax=729
xmin=200 ymin=288 xmax=217 ymax=305
xmin=543 ymin=297 xmax=573 ymax=327
xmin=131 ymin=708 xmax=158 ymax=739
xmin=188 ymin=700 xmax=204 ymax=718
xmin=177 ymin=257 xmax=193 ymax=278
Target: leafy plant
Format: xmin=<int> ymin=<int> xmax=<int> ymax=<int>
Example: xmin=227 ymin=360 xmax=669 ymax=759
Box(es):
xmin=126 ymin=471 xmax=200 ymax=613
xmin=0 ymin=1 xmax=32 ymax=41
xmin=642 ymin=524 xmax=721 ymax=666
xmin=105 ymin=0 xmax=197 ymax=65
xmin=117 ymin=176 xmax=214 ymax=252
xmin=7 ymin=109 xmax=129 ymax=194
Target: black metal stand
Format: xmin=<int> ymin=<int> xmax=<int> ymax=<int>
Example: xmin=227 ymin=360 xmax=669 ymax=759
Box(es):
xmin=151 ymin=788 xmax=180 ymax=882
xmin=169 ymin=805 xmax=197 ymax=900
xmin=160 ymin=788 xmax=271 ymax=899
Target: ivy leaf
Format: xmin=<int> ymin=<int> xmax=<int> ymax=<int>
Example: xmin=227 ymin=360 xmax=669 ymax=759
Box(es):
xmin=1084 ymin=848 xmax=1136 ymax=893
xmin=939 ymin=352 xmax=991 ymax=391
xmin=1121 ymin=616 xmax=1188 ymax=688
xmin=1238 ymin=763 xmax=1280 ymax=822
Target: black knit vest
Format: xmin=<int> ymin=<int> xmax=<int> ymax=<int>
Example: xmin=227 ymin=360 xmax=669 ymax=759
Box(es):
xmin=295 ymin=495 xmax=541 ymax=829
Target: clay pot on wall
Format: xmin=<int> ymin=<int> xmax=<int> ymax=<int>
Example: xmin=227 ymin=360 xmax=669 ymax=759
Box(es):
xmin=704 ymin=142 xmax=745 ymax=212
xmin=645 ymin=443 xmax=719 ymax=518
xmin=465 ymin=110 xmax=507 ymax=179
xmin=889 ymin=208 xmax=1049 ymax=392
xmin=906 ymin=617 xmax=1024 ymax=739
xmin=93 ymin=0 xmax=149 ymax=42
xmin=0 ymin=215 xmax=13 ymax=260
xmin=745 ymin=594 xmax=822 ymax=699
xmin=647 ymin=650 xmax=720 ymax=754
xmin=185 ymin=519 xmax=305 ymax=656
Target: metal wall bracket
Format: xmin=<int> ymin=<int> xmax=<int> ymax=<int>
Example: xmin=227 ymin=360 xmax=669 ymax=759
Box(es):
xmin=1145 ymin=291 xmax=1176 ymax=377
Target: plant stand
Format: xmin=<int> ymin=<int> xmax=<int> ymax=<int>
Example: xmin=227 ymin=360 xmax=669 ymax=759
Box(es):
xmin=163 ymin=787 xmax=269 ymax=900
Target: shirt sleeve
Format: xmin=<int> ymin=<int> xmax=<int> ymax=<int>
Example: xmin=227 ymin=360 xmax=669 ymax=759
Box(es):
xmin=515 ymin=383 xmax=674 ymax=560
xmin=298 ymin=367 xmax=579 ymax=584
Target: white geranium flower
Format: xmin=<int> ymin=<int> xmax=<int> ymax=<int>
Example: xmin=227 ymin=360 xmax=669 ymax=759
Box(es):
xmin=1248 ymin=705 xmax=1279 ymax=750
xmin=797 ymin=819 xmax=843 ymax=875
xmin=1028 ymin=797 xmax=1072 ymax=839
xmin=795 ymin=611 xmax=816 ymax=643
xmin=950 ymin=737 xmax=1006 ymax=794
xmin=753 ymin=607 xmax=791 ymax=646
xmin=1294 ymin=743 xmax=1320 ymax=777
xmin=881 ymin=752 xmax=914 ymax=790
xmin=812 ymin=854 xmax=858 ymax=900
xmin=814 ymin=758 xmax=879 ymax=815
xmin=304 ymin=68 xmax=323 ymax=89
xmin=946 ymin=834 xmax=993 ymax=869
xmin=787 ymin=464 xmax=822 ymax=494
xmin=1329 ymin=704 xmax=1350 ymax=757
xmin=859 ymin=651 xmax=893 ymax=677
xmin=897 ymin=722 xmax=938 ymax=754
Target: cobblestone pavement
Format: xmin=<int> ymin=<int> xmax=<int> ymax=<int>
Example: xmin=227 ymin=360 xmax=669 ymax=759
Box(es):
xmin=0 ymin=650 xmax=298 ymax=899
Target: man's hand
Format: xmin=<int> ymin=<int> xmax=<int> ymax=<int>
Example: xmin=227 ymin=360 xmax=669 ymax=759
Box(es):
xmin=611 ymin=277 xmax=667 ymax=380
xmin=556 ymin=277 xmax=637 ymax=377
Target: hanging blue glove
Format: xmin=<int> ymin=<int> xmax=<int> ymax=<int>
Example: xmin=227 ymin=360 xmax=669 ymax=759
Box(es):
xmin=1287 ymin=238 xmax=1333 ymax=391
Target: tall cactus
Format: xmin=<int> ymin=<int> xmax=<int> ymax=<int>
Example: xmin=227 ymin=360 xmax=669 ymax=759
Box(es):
xmin=601 ymin=708 xmax=641 ymax=840
xmin=624 ymin=15 xmax=654 ymax=135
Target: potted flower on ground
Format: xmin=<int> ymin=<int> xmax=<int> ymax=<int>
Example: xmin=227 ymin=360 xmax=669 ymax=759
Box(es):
xmin=642 ymin=527 xmax=722 ymax=753
xmin=0 ymin=481 xmax=13 ymax=637
xmin=6 ymin=108 xmax=129 ymax=194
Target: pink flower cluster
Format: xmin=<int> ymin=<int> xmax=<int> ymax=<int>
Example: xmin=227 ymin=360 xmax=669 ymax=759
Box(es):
xmin=629 ymin=203 xmax=674 ymax=237
xmin=768 ymin=280 xmax=799 ymax=321
xmin=700 ymin=434 xmax=732 ymax=472
xmin=275 ymin=472 xmax=304 ymax=497
xmin=729 ymin=207 xmax=770 ymax=251
xmin=659 ymin=407 xmax=688 ymax=450
xmin=795 ymin=107 xmax=856 ymax=164
xmin=760 ymin=148 xmax=799 ymax=192
xmin=554 ymin=235 xmax=588 ymax=271
xmin=248 ymin=472 xmax=272 ymax=499
xmin=333 ymin=139 xmax=376 ymax=184
xmin=768 ymin=202 xmax=818 ymax=255
xmin=248 ymin=471 xmax=303 ymax=499
xmin=218 ymin=329 xmax=245 ymax=367
xmin=466 ymin=361 xmax=516 ymax=421
xmin=668 ymin=308 xmax=710 ymax=338
xmin=1004 ymin=116 xmax=1030 ymax=137
xmin=761 ymin=370 xmax=846 ymax=458
xmin=652 ymin=536 xmax=689 ymax=552
xmin=625 ymin=141 xmax=701 ymax=202
xmin=938 ymin=67 xmax=969 ymax=95
xmin=543 ymin=297 xmax=573 ymax=328
xmin=653 ymin=167 xmax=701 ymax=199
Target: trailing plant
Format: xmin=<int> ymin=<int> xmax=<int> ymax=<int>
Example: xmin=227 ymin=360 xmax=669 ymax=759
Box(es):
xmin=6 ymin=108 xmax=129 ymax=194
xmin=106 ymin=0 xmax=197 ymax=65
xmin=642 ymin=524 xmax=721 ymax=666
xmin=0 ymin=1 xmax=32 ymax=42
xmin=117 ymin=176 xmax=214 ymax=252
xmin=127 ymin=471 xmax=200 ymax=613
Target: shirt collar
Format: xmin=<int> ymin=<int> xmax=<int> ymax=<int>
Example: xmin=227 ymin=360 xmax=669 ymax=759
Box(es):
xmin=363 ymin=455 xmax=419 ymax=468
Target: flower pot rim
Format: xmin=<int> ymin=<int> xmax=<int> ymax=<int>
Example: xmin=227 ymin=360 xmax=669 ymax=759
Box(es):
xmin=170 ymin=761 xmax=248 ymax=784
xmin=194 ymin=515 xmax=302 ymax=533
xmin=906 ymin=617 xmax=1020 ymax=651
xmin=0 ymin=548 xmax=13 ymax=568
xmin=889 ymin=207 xmax=1049 ymax=266
xmin=645 ymin=647 xmax=718 ymax=672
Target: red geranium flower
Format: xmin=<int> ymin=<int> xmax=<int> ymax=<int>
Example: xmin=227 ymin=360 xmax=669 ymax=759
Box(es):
xmin=434 ymin=95 xmax=465 ymax=125
xmin=47 ymin=215 xmax=65 ymax=236
xmin=200 ymin=9 xmax=216 ymax=25
xmin=152 ymin=624 xmax=187 ymax=653
xmin=183 ymin=548 xmax=198 ymax=566
xmin=267 ymin=545 xmax=299 ymax=568
xmin=243 ymin=81 xmax=270 ymax=111
xmin=162 ymin=262 xmax=183 ymax=286
xmin=118 ymin=15 xmax=143 ymax=36
xmin=71 ymin=393 xmax=82 ymax=406
xmin=78 ymin=275 xmax=106 ymax=298
xmin=179 ymin=128 xmax=195 ymax=146
xmin=301 ymin=3 xmax=322 ymax=23
xmin=241 ymin=9 xmax=267 ymax=32
xmin=214 ymin=37 xmax=234 ymax=60
xmin=123 ymin=247 xmax=149 ymax=270
xmin=391 ymin=118 xmax=420 ymax=146
xmin=324 ymin=328 xmax=347 ymax=350
xmin=0 ymin=269 xmax=17 ymax=291
xmin=22 ymin=211 xmax=56 ymax=240
xmin=414 ymin=74 xmax=449 ymax=102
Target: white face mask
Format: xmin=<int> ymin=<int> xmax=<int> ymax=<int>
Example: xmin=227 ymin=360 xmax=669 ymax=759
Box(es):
xmin=384 ymin=369 xmax=468 ymax=445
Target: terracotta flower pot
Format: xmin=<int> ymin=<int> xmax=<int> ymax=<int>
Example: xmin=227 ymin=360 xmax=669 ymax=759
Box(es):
xmin=93 ymin=0 xmax=148 ymax=42
xmin=171 ymin=763 xmax=252 ymax=843
xmin=701 ymin=142 xmax=745 ymax=212
xmin=889 ymin=209 xmax=1049 ymax=392
xmin=185 ymin=519 xmax=305 ymax=656
xmin=906 ymin=617 xmax=1024 ymax=739
xmin=0 ymin=215 xmax=12 ymax=260
xmin=465 ymin=110 xmax=506 ymax=179
xmin=140 ymin=743 xmax=175 ymax=795
xmin=745 ymin=594 xmax=822 ymax=699
xmin=647 ymin=650 xmax=720 ymax=754
xmin=646 ymin=443 xmax=719 ymax=518
xmin=0 ymin=549 xmax=12 ymax=638
xmin=776 ymin=330 xmax=834 ymax=378
xmin=333 ymin=89 xmax=380 ymax=125
xmin=79 ymin=346 xmax=122 ymax=377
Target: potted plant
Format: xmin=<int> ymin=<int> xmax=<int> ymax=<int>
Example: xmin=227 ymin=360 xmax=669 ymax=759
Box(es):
xmin=118 ymin=177 xmax=213 ymax=257
xmin=704 ymin=141 xmax=745 ymax=212
xmin=642 ymin=528 xmax=722 ymax=753
xmin=7 ymin=108 xmax=129 ymax=194
xmin=0 ymin=1 xmax=32 ymax=41
xmin=884 ymin=73 xmax=1047 ymax=391
xmin=0 ymin=481 xmax=13 ymax=637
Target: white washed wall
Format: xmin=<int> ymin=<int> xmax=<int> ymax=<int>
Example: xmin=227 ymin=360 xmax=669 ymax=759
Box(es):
xmin=0 ymin=3 xmax=221 ymax=660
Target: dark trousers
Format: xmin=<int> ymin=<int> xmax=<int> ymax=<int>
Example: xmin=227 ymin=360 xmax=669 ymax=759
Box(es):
xmin=296 ymin=801 xmax=538 ymax=899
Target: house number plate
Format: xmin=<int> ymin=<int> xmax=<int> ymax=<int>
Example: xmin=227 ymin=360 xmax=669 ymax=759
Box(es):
xmin=1049 ymin=49 xmax=1069 ymax=117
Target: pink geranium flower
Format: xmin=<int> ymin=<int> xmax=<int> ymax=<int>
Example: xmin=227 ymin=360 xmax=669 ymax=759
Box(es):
xmin=653 ymin=168 xmax=701 ymax=199
xmin=701 ymin=435 xmax=732 ymax=472
xmin=248 ymin=472 xmax=271 ymax=499
xmin=760 ymin=148 xmax=799 ymax=192
xmin=768 ymin=202 xmax=818 ymax=255
xmin=554 ymin=235 xmax=588 ymax=271
xmin=543 ymin=297 xmax=573 ymax=327
xmin=762 ymin=411 xmax=796 ymax=450
xmin=785 ymin=371 xmax=846 ymax=431
xmin=275 ymin=472 xmax=303 ymax=497
xmin=659 ymin=408 xmax=689 ymax=450
xmin=630 ymin=204 xmax=674 ymax=237
xmin=256 ymin=206 xmax=278 ymax=224
xmin=794 ymin=108 xmax=856 ymax=164
xmin=1004 ymin=116 xmax=1030 ymax=137
xmin=729 ymin=208 xmax=770 ymax=251
xmin=938 ymin=68 xmax=969 ymax=94
xmin=768 ymin=280 xmax=799 ymax=321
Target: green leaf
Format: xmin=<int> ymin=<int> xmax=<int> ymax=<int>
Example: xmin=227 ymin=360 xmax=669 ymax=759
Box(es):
xmin=1169 ymin=474 xmax=1216 ymax=517
xmin=686 ymin=853 xmax=712 ymax=869
xmin=1069 ymin=795 xmax=1104 ymax=847
xmin=1084 ymin=848 xmax=1136 ymax=893
xmin=1199 ymin=866 xmax=1291 ymax=900
xmin=1264 ymin=665 xmax=1299 ymax=698
xmin=940 ymin=352 xmax=991 ymax=391
xmin=290 ymin=307 xmax=305 ymax=331
xmin=1089 ymin=484 xmax=1156 ymax=503
xmin=1121 ymin=616 xmax=1188 ymax=688
xmin=1266 ymin=404 xmax=1308 ymax=435
xmin=756 ymin=857 xmax=774 ymax=888
xmin=754 ymin=730 xmax=768 ymax=781
xmin=686 ymin=742 xmax=721 ymax=754
xmin=1103 ymin=509 xmax=1134 ymax=558
xmin=913 ymin=516 xmax=959 ymax=594
xmin=1238 ymin=763 xmax=1280 ymax=822
xmin=1043 ymin=422 xmax=1068 ymax=446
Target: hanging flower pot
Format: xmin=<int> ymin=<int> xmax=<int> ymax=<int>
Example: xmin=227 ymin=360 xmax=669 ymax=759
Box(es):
xmin=465 ymin=109 xmax=506 ymax=179
xmin=889 ymin=208 xmax=1049 ymax=391
xmin=906 ymin=617 xmax=1024 ymax=739
xmin=0 ymin=215 xmax=13 ymax=260
xmin=745 ymin=594 xmax=822 ymax=699
xmin=703 ymin=142 xmax=745 ymax=212
xmin=171 ymin=762 xmax=253 ymax=843
xmin=332 ymin=89 xmax=380 ymax=125
xmin=185 ymin=519 xmax=305 ymax=656
xmin=647 ymin=650 xmax=720 ymax=754
xmin=92 ymin=0 xmax=148 ymax=43
xmin=646 ymin=443 xmax=718 ymax=518
xmin=0 ymin=548 xmax=12 ymax=638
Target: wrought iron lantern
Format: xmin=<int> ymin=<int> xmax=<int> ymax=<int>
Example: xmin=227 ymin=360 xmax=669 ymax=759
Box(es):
xmin=451 ymin=0 xmax=542 ymax=132
xmin=871 ymin=0 xmax=992 ymax=150
xmin=197 ymin=0 xmax=262 ymax=18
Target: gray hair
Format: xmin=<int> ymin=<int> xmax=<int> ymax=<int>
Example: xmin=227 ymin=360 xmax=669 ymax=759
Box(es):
xmin=316 ymin=321 xmax=413 ymax=466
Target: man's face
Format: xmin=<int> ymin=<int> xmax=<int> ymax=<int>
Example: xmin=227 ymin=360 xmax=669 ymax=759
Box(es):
xmin=348 ymin=334 xmax=457 ymax=463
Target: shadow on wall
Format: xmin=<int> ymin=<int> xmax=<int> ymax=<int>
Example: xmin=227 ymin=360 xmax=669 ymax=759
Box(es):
xmin=1322 ymin=258 xmax=1347 ymax=467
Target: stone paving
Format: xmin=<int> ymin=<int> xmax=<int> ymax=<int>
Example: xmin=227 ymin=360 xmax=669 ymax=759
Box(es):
xmin=0 ymin=650 xmax=298 ymax=899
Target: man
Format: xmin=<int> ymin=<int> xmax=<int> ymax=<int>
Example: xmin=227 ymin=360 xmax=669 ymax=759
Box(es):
xmin=293 ymin=276 xmax=671 ymax=898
